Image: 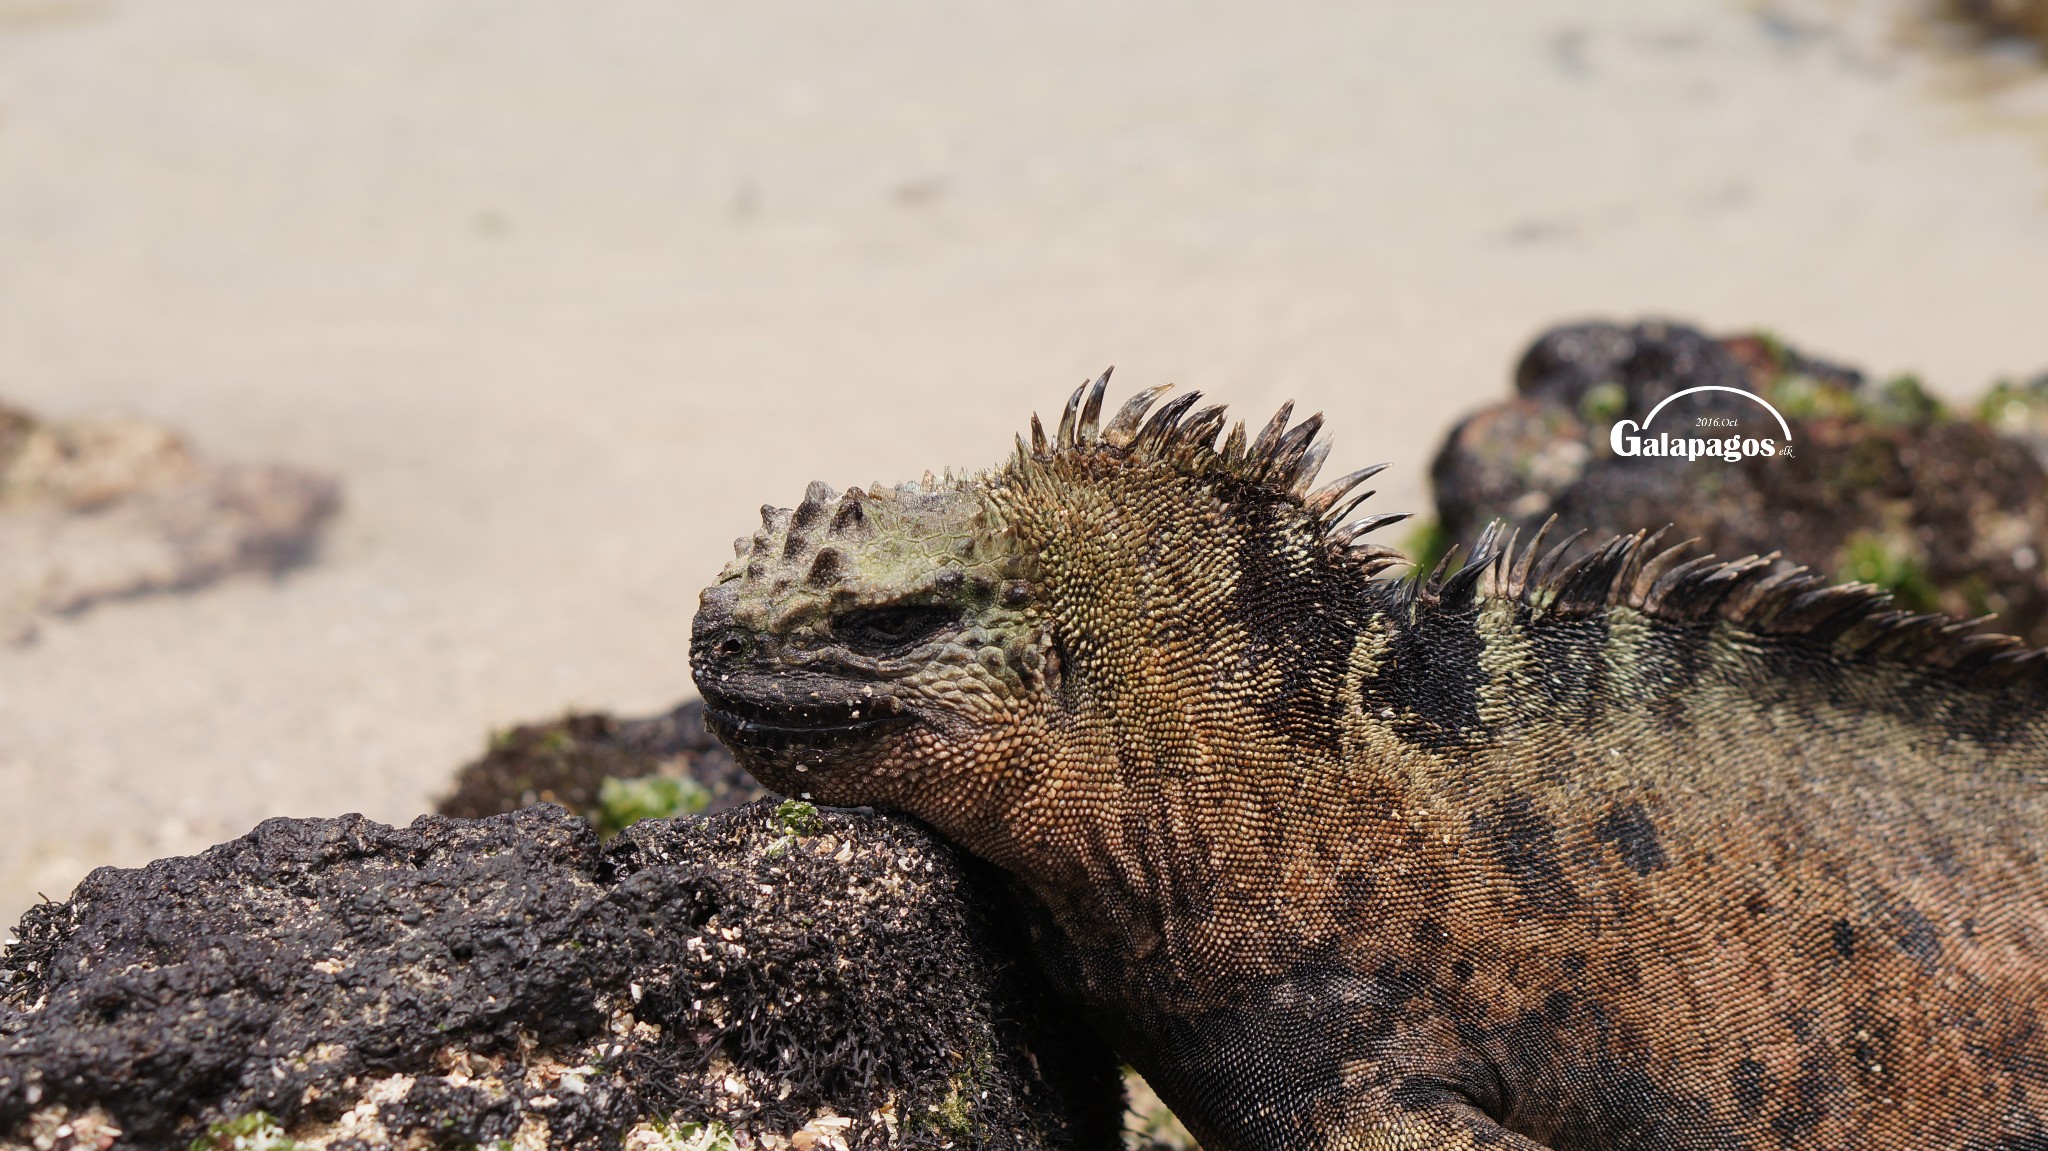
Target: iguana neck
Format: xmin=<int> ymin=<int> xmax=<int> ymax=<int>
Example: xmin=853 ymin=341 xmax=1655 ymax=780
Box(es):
xmin=970 ymin=575 xmax=1411 ymax=984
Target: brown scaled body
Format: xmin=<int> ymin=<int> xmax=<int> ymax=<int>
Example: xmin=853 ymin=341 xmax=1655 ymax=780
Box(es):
xmin=691 ymin=373 xmax=2048 ymax=1150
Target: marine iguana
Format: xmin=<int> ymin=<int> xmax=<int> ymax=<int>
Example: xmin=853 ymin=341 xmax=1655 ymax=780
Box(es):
xmin=689 ymin=371 xmax=2048 ymax=1150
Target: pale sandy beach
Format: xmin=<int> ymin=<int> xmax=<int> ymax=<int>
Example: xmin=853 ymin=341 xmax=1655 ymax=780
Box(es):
xmin=2 ymin=0 xmax=2047 ymax=929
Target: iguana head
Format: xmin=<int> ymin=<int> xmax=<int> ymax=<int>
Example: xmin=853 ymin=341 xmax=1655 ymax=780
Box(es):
xmin=690 ymin=371 xmax=1406 ymax=869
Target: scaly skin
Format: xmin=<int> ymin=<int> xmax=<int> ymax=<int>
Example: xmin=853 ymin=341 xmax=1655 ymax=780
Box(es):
xmin=690 ymin=372 xmax=2048 ymax=1151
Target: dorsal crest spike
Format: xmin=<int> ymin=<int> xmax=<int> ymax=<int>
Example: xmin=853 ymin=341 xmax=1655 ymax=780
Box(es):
xmin=1265 ymin=413 xmax=1324 ymax=488
xmin=1325 ymin=488 xmax=1379 ymax=527
xmin=1291 ymin=439 xmax=1334 ymax=497
xmin=1629 ymin=537 xmax=1702 ymax=602
xmin=1328 ymin=511 xmax=1410 ymax=549
xmin=1441 ymin=525 xmax=1505 ymax=608
xmin=1507 ymin=515 xmax=1558 ymax=596
xmin=1008 ymin=372 xmax=1424 ymax=585
xmin=1249 ymin=402 xmax=1295 ymax=470
xmin=1427 ymin=544 xmax=1463 ymax=589
xmin=1057 ymin=383 xmax=1086 ymax=450
xmin=1720 ymin=549 xmax=1785 ymax=617
xmin=1601 ymin=530 xmax=1654 ymax=600
xmin=1543 ymin=533 xmax=1635 ymax=613
xmin=1176 ymin=405 xmax=1229 ymax=454
xmin=1449 ymin=522 xmax=2048 ymax=685
xmin=1529 ymin=528 xmax=1590 ymax=591
xmin=1608 ymin=527 xmax=1663 ymax=599
xmin=1308 ymin=463 xmax=1389 ymax=517
xmin=1353 ymin=512 xmax=1411 ymax=537
xmin=1077 ymin=367 xmax=1112 ymax=445
xmin=1134 ymin=391 xmax=1204 ymax=455
xmin=1221 ymin=420 xmax=1248 ymax=463
xmin=1721 ymin=566 xmax=1807 ymax=623
xmin=1485 ymin=525 xmax=1523 ymax=596
xmin=1470 ymin=520 xmax=1510 ymax=566
xmin=1273 ymin=413 xmax=1324 ymax=456
xmin=1102 ymin=383 xmax=1174 ymax=448
xmin=1355 ymin=557 xmax=1409 ymax=578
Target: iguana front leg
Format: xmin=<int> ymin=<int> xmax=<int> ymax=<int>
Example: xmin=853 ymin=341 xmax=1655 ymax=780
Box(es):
xmin=1172 ymin=1080 xmax=1551 ymax=1150
xmin=1127 ymin=983 xmax=1553 ymax=1150
xmin=1331 ymin=1096 xmax=1551 ymax=1150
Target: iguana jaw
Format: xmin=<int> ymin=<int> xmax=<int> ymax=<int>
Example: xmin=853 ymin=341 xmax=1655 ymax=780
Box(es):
xmin=691 ymin=587 xmax=931 ymax=794
xmin=696 ymin=679 xmax=926 ymax=799
xmin=697 ymin=676 xmax=915 ymax=749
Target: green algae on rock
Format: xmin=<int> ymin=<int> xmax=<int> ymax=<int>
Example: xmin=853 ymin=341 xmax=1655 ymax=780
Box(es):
xmin=438 ymin=702 xmax=767 ymax=835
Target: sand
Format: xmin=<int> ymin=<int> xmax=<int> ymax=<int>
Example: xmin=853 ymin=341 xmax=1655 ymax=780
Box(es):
xmin=2 ymin=0 xmax=2046 ymax=930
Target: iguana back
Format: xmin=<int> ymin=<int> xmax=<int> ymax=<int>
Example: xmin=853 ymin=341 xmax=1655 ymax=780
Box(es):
xmin=690 ymin=374 xmax=2048 ymax=1150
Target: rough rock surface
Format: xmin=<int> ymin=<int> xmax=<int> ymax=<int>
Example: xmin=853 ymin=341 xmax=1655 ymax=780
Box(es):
xmin=1430 ymin=319 xmax=2048 ymax=645
xmin=0 ymin=804 xmax=1123 ymax=1151
xmin=438 ymin=701 xmax=767 ymax=831
xmin=0 ymin=400 xmax=340 ymax=641
xmin=436 ymin=716 xmax=1198 ymax=1148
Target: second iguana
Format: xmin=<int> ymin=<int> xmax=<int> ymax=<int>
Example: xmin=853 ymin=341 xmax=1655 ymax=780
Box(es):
xmin=689 ymin=372 xmax=2048 ymax=1150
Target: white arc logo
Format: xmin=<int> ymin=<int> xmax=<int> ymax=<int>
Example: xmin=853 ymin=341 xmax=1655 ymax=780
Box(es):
xmin=1609 ymin=386 xmax=1793 ymax=462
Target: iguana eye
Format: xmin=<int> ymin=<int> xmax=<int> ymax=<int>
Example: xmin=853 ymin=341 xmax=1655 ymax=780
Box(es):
xmin=832 ymin=604 xmax=960 ymax=654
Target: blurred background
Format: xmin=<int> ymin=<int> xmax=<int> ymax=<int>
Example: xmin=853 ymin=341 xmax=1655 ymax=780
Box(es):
xmin=2 ymin=0 xmax=2046 ymax=931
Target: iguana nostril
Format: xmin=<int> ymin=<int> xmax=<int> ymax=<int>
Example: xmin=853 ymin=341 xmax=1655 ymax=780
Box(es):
xmin=717 ymin=636 xmax=747 ymax=658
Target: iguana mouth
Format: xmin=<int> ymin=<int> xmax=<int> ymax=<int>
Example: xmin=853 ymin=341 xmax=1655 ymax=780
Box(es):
xmin=699 ymin=685 xmax=914 ymax=750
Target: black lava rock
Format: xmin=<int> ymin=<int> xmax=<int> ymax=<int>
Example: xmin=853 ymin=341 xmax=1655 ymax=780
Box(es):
xmin=0 ymin=804 xmax=1122 ymax=1151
